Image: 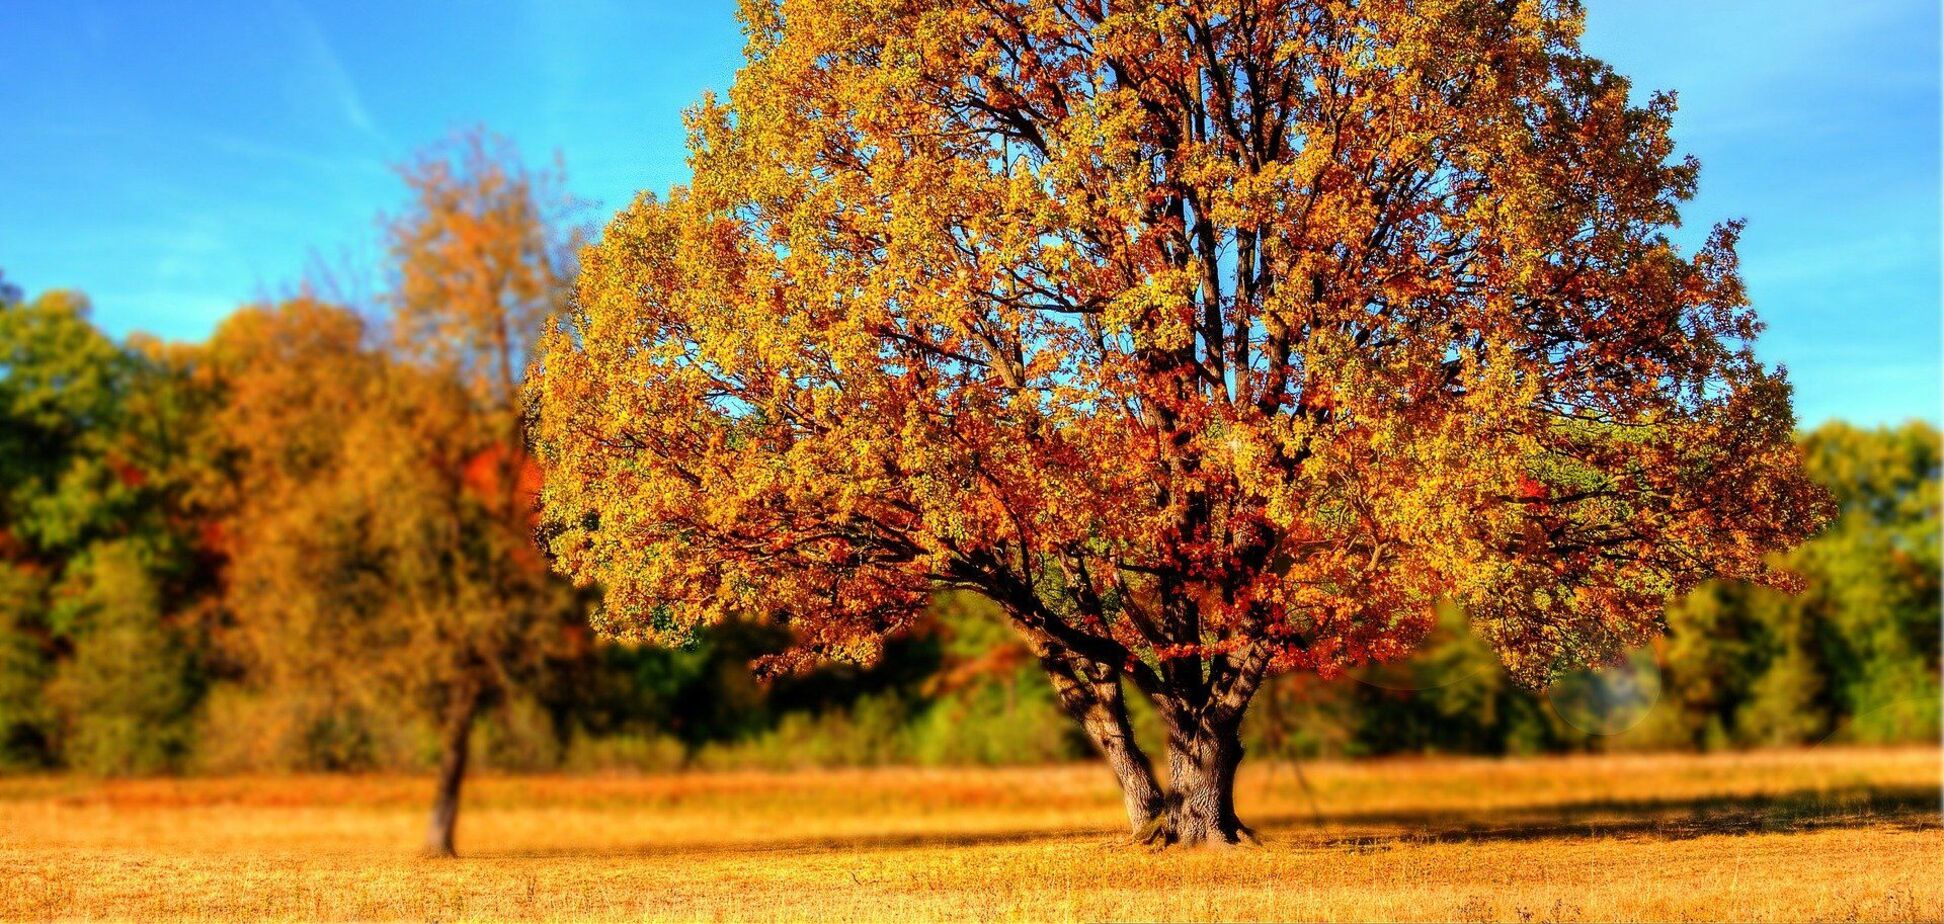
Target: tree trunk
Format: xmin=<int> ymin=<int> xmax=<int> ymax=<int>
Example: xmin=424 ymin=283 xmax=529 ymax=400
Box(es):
xmin=1022 ymin=625 xmax=1271 ymax=847
xmin=1038 ymin=653 xmax=1164 ymax=833
xmin=1081 ymin=677 xmax=1166 ymax=833
xmin=423 ymin=688 xmax=481 ymax=858
xmin=1145 ymin=719 xmax=1255 ymax=847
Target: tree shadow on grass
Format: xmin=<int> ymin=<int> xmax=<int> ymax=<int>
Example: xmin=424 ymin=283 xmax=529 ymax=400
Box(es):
xmin=480 ymin=784 xmax=1940 ymax=860
xmin=1254 ymin=785 xmax=1940 ymax=848
xmin=478 ymin=823 xmax=1118 ymax=860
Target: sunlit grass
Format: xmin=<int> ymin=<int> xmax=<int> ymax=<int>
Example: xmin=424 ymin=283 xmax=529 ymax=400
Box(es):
xmin=3 ymin=746 xmax=1937 ymax=921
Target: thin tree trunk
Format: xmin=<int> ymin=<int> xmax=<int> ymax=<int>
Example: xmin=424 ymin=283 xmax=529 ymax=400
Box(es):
xmin=423 ymin=687 xmax=481 ymax=858
xmin=1038 ymin=653 xmax=1164 ymax=833
xmin=1083 ymin=675 xmax=1165 ymax=832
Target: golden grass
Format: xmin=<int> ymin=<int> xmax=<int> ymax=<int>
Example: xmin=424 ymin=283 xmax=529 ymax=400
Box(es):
xmin=2 ymin=746 xmax=1938 ymax=922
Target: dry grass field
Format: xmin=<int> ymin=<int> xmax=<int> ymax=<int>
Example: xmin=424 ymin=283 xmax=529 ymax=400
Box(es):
xmin=2 ymin=746 xmax=1938 ymax=922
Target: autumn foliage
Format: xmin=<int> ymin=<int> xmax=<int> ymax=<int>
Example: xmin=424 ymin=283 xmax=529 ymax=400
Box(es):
xmin=208 ymin=131 xmax=585 ymax=857
xmin=531 ymin=0 xmax=1831 ymax=845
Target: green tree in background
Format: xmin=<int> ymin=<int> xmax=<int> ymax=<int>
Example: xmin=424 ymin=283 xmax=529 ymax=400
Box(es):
xmin=1242 ymin=421 xmax=1940 ymax=758
xmin=0 ymin=562 xmax=50 ymax=768
xmin=45 ymin=541 xmax=200 ymax=774
xmin=905 ymin=593 xmax=1083 ymax=767
xmin=1654 ymin=421 xmax=1940 ymax=748
xmin=1802 ymin=421 xmax=1940 ymax=742
xmin=0 ymin=287 xmax=216 ymax=773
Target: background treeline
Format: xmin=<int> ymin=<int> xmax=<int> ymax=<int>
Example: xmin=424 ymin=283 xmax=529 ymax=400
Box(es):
xmin=1 ymin=137 xmax=1936 ymax=777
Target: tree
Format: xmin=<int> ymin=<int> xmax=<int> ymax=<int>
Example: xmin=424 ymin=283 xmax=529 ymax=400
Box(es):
xmin=0 ymin=287 xmax=119 ymax=769
xmin=1790 ymin=421 xmax=1939 ymax=743
xmin=383 ymin=129 xmax=586 ymax=856
xmin=209 ymin=130 xmax=585 ymax=856
xmin=211 ymin=292 xmax=581 ymax=855
xmin=0 ymin=287 xmax=217 ymax=773
xmin=530 ymin=0 xmax=1830 ymax=845
xmin=205 ymin=296 xmax=402 ymax=772
xmin=45 ymin=540 xmax=202 ymax=774
xmin=1649 ymin=421 xmax=1940 ymax=748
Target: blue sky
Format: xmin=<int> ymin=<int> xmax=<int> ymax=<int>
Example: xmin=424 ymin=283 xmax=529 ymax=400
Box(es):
xmin=1 ymin=0 xmax=1936 ymax=426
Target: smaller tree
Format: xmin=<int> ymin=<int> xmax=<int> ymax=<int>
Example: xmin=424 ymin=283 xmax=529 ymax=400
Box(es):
xmin=384 ymin=128 xmax=586 ymax=856
xmin=213 ymin=130 xmax=585 ymax=857
xmin=211 ymin=294 xmax=580 ymax=856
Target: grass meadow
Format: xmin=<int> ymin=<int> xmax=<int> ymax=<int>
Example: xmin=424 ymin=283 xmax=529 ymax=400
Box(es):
xmin=3 ymin=746 xmax=1938 ymax=922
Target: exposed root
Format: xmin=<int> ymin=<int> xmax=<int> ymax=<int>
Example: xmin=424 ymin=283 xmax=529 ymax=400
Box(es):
xmin=1133 ymin=814 xmax=1260 ymax=849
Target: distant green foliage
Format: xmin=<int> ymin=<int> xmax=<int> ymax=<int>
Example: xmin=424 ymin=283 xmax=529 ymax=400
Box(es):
xmin=1244 ymin=421 xmax=1940 ymax=758
xmin=0 ymin=288 xmax=213 ymax=775
xmin=0 ymin=290 xmax=137 ymax=556
xmin=1242 ymin=603 xmax=1585 ymax=759
xmin=0 ymin=271 xmax=1932 ymax=773
xmin=46 ymin=542 xmax=200 ymax=774
xmin=0 ymin=564 xmax=53 ymax=769
xmin=900 ymin=593 xmax=1083 ymax=766
xmin=1659 ymin=421 xmax=1940 ymax=747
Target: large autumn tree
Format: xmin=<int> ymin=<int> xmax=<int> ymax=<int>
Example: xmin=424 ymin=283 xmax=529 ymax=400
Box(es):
xmin=531 ymin=0 xmax=1830 ymax=845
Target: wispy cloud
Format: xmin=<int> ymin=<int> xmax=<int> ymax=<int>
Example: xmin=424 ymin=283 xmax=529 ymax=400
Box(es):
xmin=274 ymin=0 xmax=390 ymax=148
